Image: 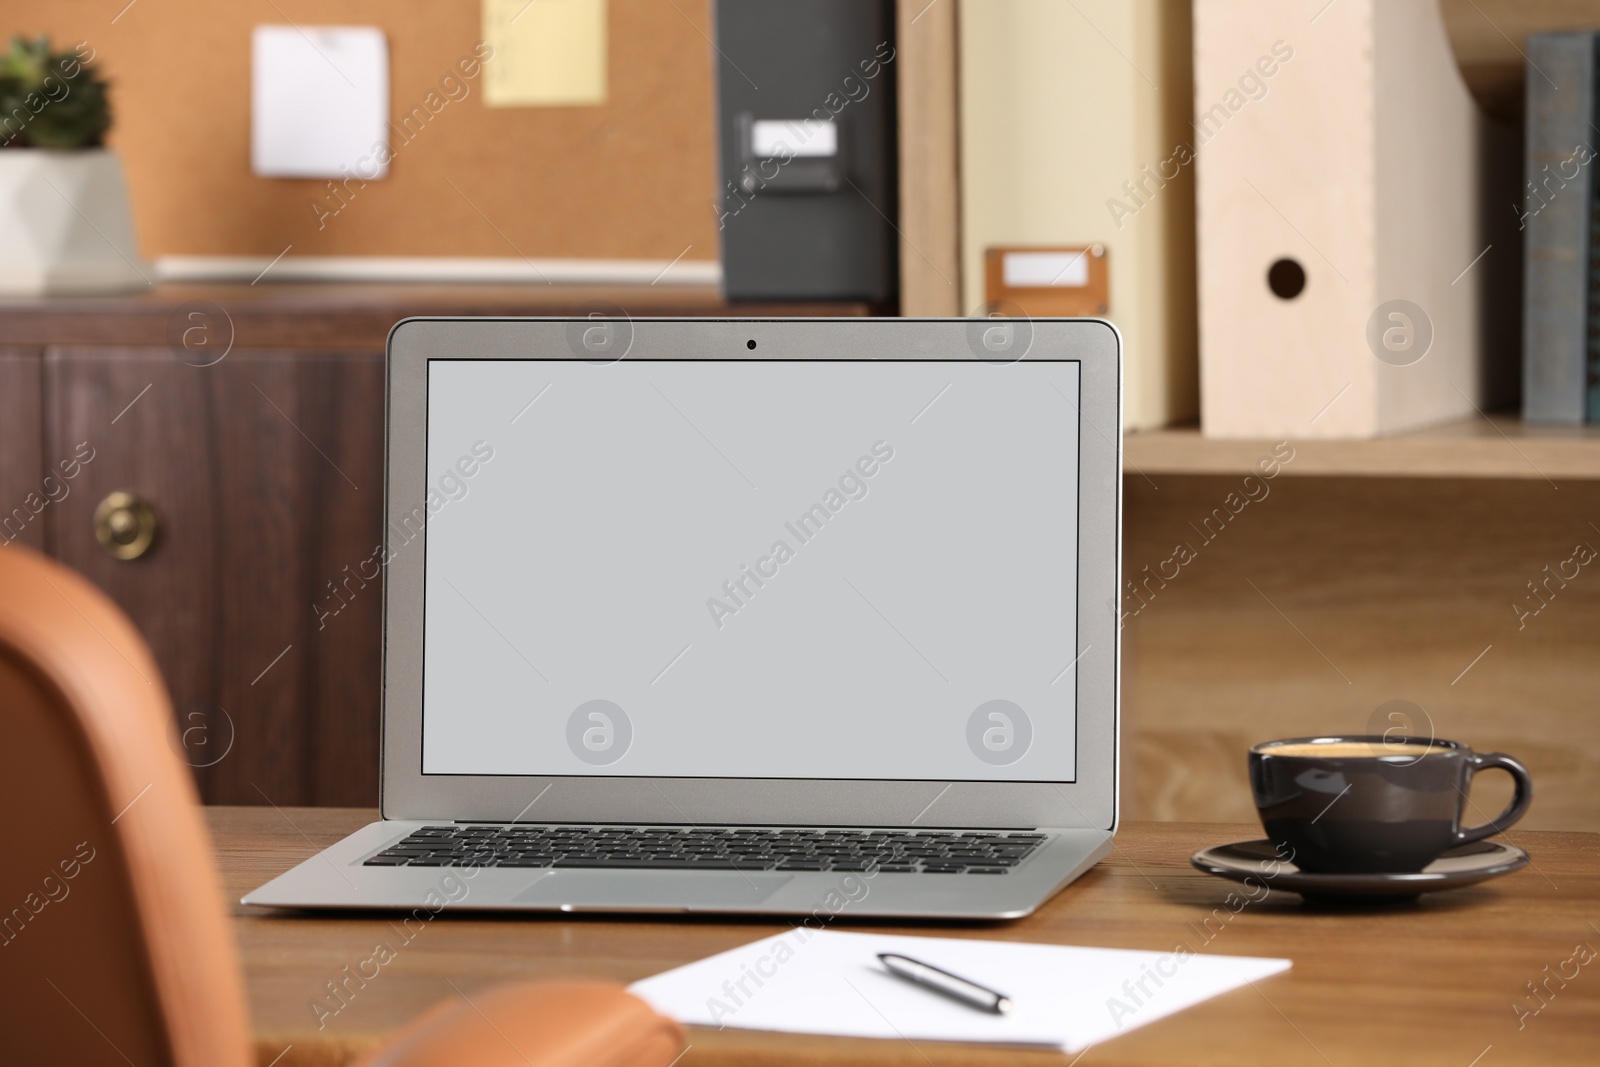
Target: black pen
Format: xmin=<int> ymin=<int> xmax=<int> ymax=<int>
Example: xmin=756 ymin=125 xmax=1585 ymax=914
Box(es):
xmin=878 ymin=952 xmax=1013 ymax=1015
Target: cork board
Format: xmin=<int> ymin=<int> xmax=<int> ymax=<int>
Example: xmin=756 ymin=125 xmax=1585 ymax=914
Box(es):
xmin=18 ymin=0 xmax=720 ymax=260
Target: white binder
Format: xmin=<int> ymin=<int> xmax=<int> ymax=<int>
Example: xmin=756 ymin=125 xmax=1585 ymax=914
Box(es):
xmin=959 ymin=0 xmax=1197 ymax=432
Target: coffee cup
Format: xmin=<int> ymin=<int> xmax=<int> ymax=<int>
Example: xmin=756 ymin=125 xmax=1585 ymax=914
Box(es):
xmin=1248 ymin=736 xmax=1532 ymax=874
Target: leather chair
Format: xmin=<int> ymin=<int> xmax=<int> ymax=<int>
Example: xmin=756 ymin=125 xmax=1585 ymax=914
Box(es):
xmin=0 ymin=545 xmax=684 ymax=1067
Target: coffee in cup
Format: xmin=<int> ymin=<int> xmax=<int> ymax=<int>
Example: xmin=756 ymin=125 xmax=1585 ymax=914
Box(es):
xmin=1248 ymin=735 xmax=1532 ymax=874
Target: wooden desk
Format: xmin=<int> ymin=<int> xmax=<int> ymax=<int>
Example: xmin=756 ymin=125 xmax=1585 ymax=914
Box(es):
xmin=214 ymin=808 xmax=1600 ymax=1066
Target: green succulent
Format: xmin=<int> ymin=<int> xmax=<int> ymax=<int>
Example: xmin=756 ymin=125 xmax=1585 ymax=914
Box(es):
xmin=0 ymin=36 xmax=111 ymax=149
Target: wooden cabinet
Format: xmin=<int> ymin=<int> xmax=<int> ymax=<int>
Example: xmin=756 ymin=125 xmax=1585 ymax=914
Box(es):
xmin=44 ymin=347 xmax=385 ymax=806
xmin=1 ymin=283 xmax=867 ymax=805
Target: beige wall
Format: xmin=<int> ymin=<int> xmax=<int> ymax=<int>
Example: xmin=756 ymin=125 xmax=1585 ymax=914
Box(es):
xmin=958 ymin=0 xmax=1197 ymax=430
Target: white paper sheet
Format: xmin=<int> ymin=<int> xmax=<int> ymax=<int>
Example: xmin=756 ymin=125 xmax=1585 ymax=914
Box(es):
xmin=630 ymin=929 xmax=1290 ymax=1053
xmin=251 ymin=26 xmax=389 ymax=179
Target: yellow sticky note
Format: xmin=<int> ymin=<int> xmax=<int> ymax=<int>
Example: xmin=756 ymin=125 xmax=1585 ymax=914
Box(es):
xmin=483 ymin=0 xmax=608 ymax=107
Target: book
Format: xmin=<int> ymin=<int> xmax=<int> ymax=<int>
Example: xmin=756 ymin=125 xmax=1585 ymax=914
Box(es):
xmin=1523 ymin=32 xmax=1598 ymax=425
xmin=1591 ymin=148 xmax=1600 ymax=421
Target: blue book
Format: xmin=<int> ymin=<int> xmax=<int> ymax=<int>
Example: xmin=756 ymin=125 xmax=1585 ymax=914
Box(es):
xmin=1523 ymin=32 xmax=1597 ymax=424
xmin=1591 ymin=164 xmax=1600 ymax=421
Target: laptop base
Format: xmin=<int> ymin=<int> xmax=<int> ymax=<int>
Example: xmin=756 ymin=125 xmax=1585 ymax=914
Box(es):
xmin=242 ymin=821 xmax=1114 ymax=920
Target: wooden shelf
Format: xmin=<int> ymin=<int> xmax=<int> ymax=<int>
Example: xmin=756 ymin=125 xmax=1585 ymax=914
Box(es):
xmin=1124 ymin=417 xmax=1600 ymax=481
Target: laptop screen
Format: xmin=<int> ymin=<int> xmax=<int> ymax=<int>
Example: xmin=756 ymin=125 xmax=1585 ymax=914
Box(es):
xmin=420 ymin=358 xmax=1082 ymax=783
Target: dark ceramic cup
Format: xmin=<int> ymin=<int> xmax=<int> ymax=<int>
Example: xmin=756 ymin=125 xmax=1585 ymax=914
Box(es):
xmin=1248 ymin=736 xmax=1533 ymax=874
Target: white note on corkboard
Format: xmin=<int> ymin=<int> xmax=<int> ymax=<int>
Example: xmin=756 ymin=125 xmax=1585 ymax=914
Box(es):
xmin=252 ymin=25 xmax=390 ymax=178
xmin=483 ymin=0 xmax=608 ymax=107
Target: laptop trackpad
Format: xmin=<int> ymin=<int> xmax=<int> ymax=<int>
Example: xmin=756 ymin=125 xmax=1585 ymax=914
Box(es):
xmin=514 ymin=871 xmax=791 ymax=910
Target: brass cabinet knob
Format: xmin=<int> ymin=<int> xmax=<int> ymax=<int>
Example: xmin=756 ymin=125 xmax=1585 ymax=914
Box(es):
xmin=93 ymin=492 xmax=159 ymax=561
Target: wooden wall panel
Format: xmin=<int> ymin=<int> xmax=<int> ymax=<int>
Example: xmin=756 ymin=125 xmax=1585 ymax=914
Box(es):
xmin=16 ymin=1 xmax=720 ymax=261
xmin=1123 ymin=472 xmax=1600 ymax=832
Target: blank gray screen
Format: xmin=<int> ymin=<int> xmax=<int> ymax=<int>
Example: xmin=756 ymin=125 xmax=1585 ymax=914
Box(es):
xmin=421 ymin=358 xmax=1081 ymax=781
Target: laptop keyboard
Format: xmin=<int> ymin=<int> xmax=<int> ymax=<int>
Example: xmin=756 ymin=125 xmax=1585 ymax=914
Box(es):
xmin=363 ymin=826 xmax=1047 ymax=874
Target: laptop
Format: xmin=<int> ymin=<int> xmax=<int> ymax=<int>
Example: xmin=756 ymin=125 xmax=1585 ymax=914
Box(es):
xmin=244 ymin=316 xmax=1122 ymax=919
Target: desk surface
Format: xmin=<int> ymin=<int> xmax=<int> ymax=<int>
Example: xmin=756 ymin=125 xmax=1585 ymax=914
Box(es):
xmin=213 ymin=808 xmax=1600 ymax=1066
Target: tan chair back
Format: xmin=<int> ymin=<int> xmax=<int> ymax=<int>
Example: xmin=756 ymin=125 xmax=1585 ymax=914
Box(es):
xmin=0 ymin=546 xmax=251 ymax=1067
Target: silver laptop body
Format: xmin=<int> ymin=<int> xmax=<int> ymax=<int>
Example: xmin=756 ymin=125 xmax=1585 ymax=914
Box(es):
xmin=244 ymin=317 xmax=1122 ymax=920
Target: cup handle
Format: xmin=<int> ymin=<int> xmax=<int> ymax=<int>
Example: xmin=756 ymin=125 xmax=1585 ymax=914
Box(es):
xmin=1455 ymin=752 xmax=1534 ymax=846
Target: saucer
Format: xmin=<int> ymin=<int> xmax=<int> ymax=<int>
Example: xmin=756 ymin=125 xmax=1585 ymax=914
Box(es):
xmin=1190 ymin=838 xmax=1529 ymax=902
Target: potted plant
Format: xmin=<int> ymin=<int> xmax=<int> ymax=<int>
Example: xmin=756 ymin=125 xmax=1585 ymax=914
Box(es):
xmin=0 ymin=35 xmax=146 ymax=294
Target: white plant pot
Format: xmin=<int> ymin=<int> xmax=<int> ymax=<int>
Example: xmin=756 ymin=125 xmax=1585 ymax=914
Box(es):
xmin=0 ymin=148 xmax=148 ymax=295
